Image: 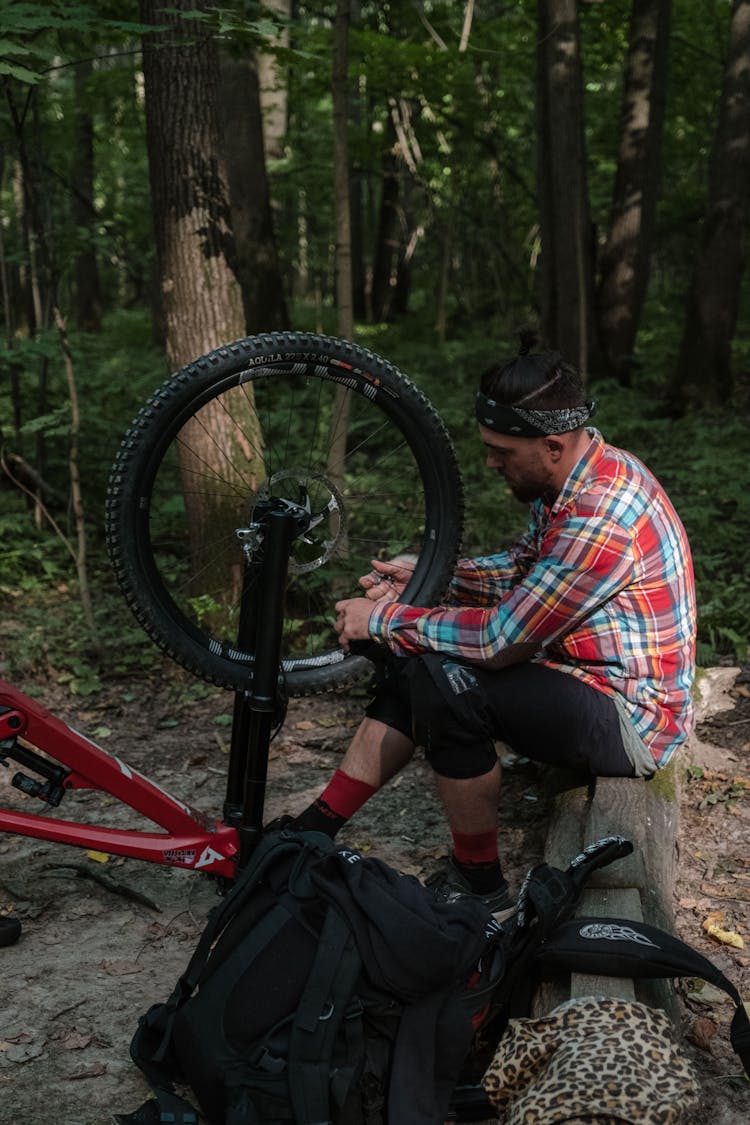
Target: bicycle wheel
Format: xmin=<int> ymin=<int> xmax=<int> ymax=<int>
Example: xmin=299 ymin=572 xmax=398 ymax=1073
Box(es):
xmin=106 ymin=332 xmax=464 ymax=695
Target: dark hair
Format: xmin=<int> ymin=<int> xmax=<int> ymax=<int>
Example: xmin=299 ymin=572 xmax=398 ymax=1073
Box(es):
xmin=479 ymin=330 xmax=586 ymax=409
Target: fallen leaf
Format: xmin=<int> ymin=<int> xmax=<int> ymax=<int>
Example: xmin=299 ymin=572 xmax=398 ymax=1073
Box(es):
xmin=686 ymin=982 xmax=730 ymax=1005
xmin=688 ymin=1016 xmax=718 ymax=1051
xmin=63 ymin=1032 xmax=92 ymax=1050
xmin=703 ymin=918 xmax=744 ymax=949
xmin=294 ymin=720 xmax=315 ymax=730
xmin=6 ymin=1043 xmax=44 ymax=1063
xmin=100 ymin=959 xmax=144 ymax=976
xmin=67 ymin=1062 xmax=107 ymax=1079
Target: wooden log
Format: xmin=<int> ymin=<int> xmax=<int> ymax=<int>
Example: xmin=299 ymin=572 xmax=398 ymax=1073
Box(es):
xmin=534 ymin=763 xmax=681 ymax=1020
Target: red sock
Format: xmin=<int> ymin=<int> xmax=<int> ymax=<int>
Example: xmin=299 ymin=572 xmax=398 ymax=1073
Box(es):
xmin=319 ymin=769 xmax=378 ymax=819
xmin=451 ymin=828 xmax=499 ymax=867
xmin=451 ymin=829 xmax=503 ymax=893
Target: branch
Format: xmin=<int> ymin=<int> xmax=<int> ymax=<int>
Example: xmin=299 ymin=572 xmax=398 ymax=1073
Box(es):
xmin=0 ymin=446 xmax=78 ymax=565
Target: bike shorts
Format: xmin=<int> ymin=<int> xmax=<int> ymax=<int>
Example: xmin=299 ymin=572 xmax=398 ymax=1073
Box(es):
xmin=364 ymin=652 xmax=637 ymax=780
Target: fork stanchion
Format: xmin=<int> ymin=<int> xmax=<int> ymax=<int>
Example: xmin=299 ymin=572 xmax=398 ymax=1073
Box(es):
xmin=223 ymin=508 xmax=295 ymax=870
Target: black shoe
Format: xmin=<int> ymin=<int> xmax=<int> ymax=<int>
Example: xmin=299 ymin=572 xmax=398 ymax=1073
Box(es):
xmin=0 ymin=917 xmax=21 ymax=947
xmin=425 ymin=860 xmax=516 ymax=921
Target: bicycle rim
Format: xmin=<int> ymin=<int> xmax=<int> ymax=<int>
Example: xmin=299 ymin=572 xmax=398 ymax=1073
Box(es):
xmin=106 ymin=333 xmax=464 ymax=694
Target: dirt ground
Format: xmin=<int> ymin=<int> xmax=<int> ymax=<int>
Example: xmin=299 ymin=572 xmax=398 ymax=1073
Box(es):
xmin=1 ymin=659 xmax=749 ymax=1124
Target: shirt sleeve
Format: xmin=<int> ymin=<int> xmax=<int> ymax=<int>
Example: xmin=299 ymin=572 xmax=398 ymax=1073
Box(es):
xmin=445 ymin=516 xmax=540 ymax=606
xmin=368 ymin=510 xmax=636 ymax=664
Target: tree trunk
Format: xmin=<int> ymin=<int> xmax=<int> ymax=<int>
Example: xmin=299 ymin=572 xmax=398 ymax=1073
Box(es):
xmin=597 ymin=0 xmax=671 ymax=384
xmin=258 ymin=0 xmax=290 ymax=163
xmin=536 ymin=0 xmax=596 ymax=377
xmin=328 ymin=0 xmax=354 ymax=499
xmin=370 ymin=133 xmax=401 ymax=323
xmin=72 ymin=59 xmax=104 ymax=332
xmin=219 ymin=49 xmax=289 ymax=331
xmin=140 ymin=0 xmax=262 ymax=593
xmin=332 ymin=0 xmax=354 ymax=343
xmin=672 ymin=0 xmax=750 ymax=406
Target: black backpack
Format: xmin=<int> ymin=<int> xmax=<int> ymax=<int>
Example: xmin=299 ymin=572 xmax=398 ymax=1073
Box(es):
xmin=116 ymin=832 xmax=750 ymax=1125
xmin=115 ymin=827 xmax=506 ymax=1125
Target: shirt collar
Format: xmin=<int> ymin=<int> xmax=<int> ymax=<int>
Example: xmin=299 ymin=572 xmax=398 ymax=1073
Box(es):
xmin=545 ymin=427 xmax=603 ymax=518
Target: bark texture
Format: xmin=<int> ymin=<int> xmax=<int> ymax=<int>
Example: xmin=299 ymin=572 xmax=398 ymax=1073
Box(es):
xmin=536 ymin=0 xmax=596 ymax=377
xmin=673 ymin=0 xmax=750 ymax=405
xmin=597 ymin=0 xmax=671 ymax=384
xmin=219 ymin=50 xmax=289 ymax=331
xmin=140 ymin=0 xmax=261 ymax=591
xmin=140 ymin=0 xmax=245 ymax=369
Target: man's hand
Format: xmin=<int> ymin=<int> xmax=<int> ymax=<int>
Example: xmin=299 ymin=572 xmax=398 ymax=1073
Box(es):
xmin=334 ymin=597 xmax=379 ymax=650
xmin=358 ymin=556 xmax=415 ymax=602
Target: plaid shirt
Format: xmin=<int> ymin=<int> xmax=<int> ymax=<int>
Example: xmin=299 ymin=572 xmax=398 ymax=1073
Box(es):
xmin=369 ymin=430 xmax=696 ymax=767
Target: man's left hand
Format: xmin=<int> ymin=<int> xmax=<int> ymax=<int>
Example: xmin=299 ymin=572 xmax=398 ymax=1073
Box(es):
xmin=334 ymin=596 xmax=381 ymax=649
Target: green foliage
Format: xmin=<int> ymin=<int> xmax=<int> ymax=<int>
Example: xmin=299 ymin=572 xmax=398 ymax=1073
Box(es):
xmin=1 ymin=0 xmax=748 ymax=692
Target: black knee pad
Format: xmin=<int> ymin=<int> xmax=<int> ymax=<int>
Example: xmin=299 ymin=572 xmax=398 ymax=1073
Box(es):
xmin=405 ymin=655 xmax=498 ymax=779
xmin=364 ymin=655 xmax=415 ymax=739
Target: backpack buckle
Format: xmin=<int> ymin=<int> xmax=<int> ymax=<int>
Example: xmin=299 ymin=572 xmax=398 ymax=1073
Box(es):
xmin=345 ymin=997 xmax=363 ymax=1020
xmin=253 ymin=1046 xmax=287 ymax=1074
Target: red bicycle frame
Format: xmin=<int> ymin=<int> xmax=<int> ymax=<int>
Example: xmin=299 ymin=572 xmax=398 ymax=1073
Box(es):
xmin=0 ymin=678 xmax=238 ymax=879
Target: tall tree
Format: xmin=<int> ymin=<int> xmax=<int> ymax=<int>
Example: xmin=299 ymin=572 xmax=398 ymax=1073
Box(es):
xmin=219 ymin=49 xmax=289 ymax=330
xmin=672 ymin=0 xmax=750 ymax=406
xmin=71 ymin=58 xmax=104 ymax=332
xmin=140 ymin=0 xmax=262 ymax=583
xmin=597 ymin=0 xmax=671 ymax=385
xmin=536 ymin=0 xmax=596 ymax=376
xmin=257 ymin=0 xmax=290 ymax=163
xmin=370 ymin=123 xmax=402 ymax=324
xmin=140 ymin=0 xmax=245 ymax=366
xmin=332 ymin=0 xmax=354 ymax=342
xmin=328 ymin=0 xmax=354 ymax=496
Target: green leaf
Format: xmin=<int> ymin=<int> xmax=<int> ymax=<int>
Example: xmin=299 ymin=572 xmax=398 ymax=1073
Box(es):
xmin=0 ymin=60 xmax=42 ymax=83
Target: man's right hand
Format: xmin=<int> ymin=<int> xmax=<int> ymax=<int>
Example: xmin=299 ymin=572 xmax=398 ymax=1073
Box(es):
xmin=358 ymin=556 xmax=415 ymax=602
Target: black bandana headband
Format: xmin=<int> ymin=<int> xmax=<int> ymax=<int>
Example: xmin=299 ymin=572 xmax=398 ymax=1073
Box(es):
xmin=475 ymin=391 xmax=596 ymax=437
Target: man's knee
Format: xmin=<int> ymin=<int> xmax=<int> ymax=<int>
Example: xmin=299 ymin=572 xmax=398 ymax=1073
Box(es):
xmin=407 ymin=656 xmax=498 ymax=779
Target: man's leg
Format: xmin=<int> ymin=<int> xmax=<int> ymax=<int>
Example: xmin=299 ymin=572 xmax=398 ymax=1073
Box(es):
xmin=292 ymin=717 xmax=415 ymax=836
xmin=433 ymin=760 xmax=510 ymax=902
xmin=434 ymin=762 xmax=502 ymax=835
xmin=339 ymin=717 xmax=416 ymax=788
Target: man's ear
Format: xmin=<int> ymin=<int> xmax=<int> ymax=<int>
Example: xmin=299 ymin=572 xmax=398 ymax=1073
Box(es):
xmin=544 ymin=436 xmax=565 ymax=462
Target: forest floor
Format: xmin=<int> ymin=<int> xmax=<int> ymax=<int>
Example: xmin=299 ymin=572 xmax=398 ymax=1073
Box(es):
xmin=1 ymin=660 xmax=749 ymax=1124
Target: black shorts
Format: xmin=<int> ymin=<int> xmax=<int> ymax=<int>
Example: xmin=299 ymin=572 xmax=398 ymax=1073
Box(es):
xmin=365 ymin=653 xmax=635 ymax=779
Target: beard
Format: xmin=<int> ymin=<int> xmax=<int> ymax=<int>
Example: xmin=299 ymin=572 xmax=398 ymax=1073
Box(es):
xmin=506 ymin=464 xmax=558 ymax=505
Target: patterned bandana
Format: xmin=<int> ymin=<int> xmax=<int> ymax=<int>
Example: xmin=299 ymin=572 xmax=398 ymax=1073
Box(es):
xmin=475 ymin=391 xmax=596 ymax=437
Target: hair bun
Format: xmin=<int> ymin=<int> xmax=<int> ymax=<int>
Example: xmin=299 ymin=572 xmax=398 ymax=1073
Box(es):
xmin=518 ymin=327 xmax=538 ymax=356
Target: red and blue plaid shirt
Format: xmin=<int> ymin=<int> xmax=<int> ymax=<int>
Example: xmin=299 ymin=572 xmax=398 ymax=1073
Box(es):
xmin=369 ymin=430 xmax=696 ymax=767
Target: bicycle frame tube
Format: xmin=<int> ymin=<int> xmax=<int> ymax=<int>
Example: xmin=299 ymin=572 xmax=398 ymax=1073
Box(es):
xmin=0 ymin=679 xmax=238 ymax=878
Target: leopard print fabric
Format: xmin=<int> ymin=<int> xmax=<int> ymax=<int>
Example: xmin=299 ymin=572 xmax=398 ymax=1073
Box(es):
xmin=482 ymin=996 xmax=699 ymax=1123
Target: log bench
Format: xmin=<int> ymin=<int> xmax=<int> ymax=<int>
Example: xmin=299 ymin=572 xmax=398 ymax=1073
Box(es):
xmin=449 ymin=764 xmax=682 ymax=1122
xmin=533 ymin=762 xmax=681 ymax=1018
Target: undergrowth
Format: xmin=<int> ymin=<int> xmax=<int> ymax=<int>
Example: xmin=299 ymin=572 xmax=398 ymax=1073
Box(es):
xmin=1 ymin=315 xmax=747 ymax=695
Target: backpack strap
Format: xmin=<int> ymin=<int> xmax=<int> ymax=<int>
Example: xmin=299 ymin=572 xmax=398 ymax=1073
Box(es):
xmin=535 ymin=915 xmax=750 ymax=1078
xmin=123 ymin=832 xmax=334 ymax=1125
xmin=515 ymin=836 xmax=633 ymax=934
xmin=112 ymin=1086 xmax=198 ymax=1124
xmin=288 ymin=904 xmax=364 ymax=1125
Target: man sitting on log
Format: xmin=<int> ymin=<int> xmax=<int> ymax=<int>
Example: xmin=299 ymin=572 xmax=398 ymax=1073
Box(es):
xmin=282 ymin=331 xmax=697 ymax=917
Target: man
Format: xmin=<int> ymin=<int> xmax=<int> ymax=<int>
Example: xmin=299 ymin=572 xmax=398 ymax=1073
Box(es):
xmin=286 ymin=336 xmax=697 ymax=916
